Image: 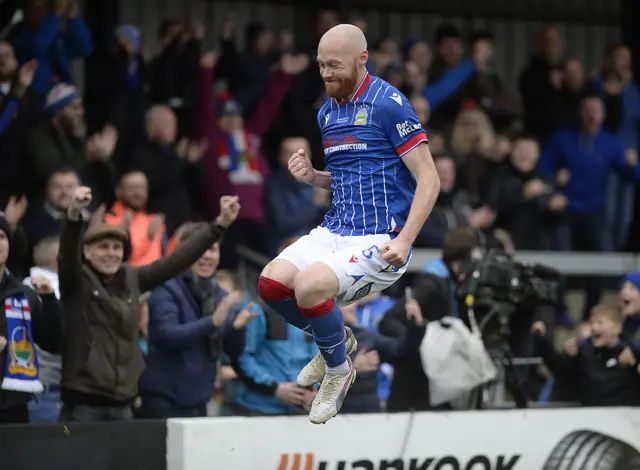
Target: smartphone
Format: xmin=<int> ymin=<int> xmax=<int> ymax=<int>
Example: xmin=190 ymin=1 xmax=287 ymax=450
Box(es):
xmin=405 ymin=287 xmax=413 ymax=301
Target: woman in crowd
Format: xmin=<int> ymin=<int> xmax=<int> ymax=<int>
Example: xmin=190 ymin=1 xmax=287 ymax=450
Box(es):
xmin=57 ymin=186 xmax=240 ymax=422
xmin=137 ymin=230 xmax=257 ymax=419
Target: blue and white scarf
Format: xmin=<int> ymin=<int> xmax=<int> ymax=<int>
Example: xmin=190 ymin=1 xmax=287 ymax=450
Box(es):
xmin=1 ymin=294 xmax=42 ymax=393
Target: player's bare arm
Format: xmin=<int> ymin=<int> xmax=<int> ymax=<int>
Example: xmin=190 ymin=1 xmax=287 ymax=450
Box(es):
xmin=399 ymin=142 xmax=440 ymax=245
xmin=311 ymin=170 xmax=332 ymax=190
xmin=288 ymin=148 xmax=332 ymax=190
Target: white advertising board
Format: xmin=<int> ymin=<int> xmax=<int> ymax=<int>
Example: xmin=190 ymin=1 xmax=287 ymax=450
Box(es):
xmin=167 ymin=408 xmax=640 ymax=470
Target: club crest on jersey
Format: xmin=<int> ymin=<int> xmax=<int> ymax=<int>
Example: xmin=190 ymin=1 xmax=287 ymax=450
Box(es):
xmin=354 ymin=105 xmax=369 ymax=126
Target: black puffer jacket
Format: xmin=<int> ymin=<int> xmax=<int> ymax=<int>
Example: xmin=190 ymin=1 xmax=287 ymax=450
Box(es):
xmin=341 ymin=322 xmax=426 ymax=414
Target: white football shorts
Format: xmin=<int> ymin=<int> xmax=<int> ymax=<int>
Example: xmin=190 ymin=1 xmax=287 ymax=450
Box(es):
xmin=275 ymin=226 xmax=411 ymax=306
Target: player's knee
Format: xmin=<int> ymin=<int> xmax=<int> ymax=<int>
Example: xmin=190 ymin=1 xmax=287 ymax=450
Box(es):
xmin=258 ymin=261 xmax=297 ymax=302
xmin=293 ymin=263 xmax=339 ymax=308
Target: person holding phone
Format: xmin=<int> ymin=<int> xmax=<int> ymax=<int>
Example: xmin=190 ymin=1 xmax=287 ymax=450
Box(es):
xmin=137 ymin=224 xmax=258 ymax=419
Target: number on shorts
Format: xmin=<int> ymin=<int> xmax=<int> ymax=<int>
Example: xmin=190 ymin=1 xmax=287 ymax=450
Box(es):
xmin=361 ymin=245 xmax=379 ymax=259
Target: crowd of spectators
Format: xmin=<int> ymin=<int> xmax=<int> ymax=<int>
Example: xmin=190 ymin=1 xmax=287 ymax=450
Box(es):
xmin=0 ymin=0 xmax=639 ymax=424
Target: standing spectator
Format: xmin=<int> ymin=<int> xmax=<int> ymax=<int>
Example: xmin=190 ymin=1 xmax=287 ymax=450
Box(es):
xmin=0 ymin=214 xmax=62 ymax=424
xmin=131 ymin=105 xmax=207 ymax=236
xmin=485 ymin=135 xmax=565 ymax=250
xmin=57 ymin=187 xmax=240 ymax=422
xmin=148 ymin=18 xmax=202 ymax=135
xmin=85 ymin=23 xmax=147 ymax=159
xmin=340 ymin=295 xmax=426 ymax=414
xmin=351 ymin=292 xmax=397 ymax=406
xmin=138 ymin=226 xmax=256 ymax=419
xmin=27 ymin=83 xmax=118 ymax=202
xmin=620 ymin=272 xmax=640 ymax=343
xmin=104 ymin=171 xmax=165 ymax=268
xmin=23 ymin=236 xmax=62 ymax=423
xmin=196 ymin=52 xmax=307 ymax=267
xmin=519 ymin=24 xmax=565 ymax=140
xmin=532 ymin=305 xmax=640 ymax=407
xmin=552 ymin=58 xmax=586 ymax=130
xmin=23 ymin=168 xmax=82 ymax=247
xmin=449 ymin=105 xmax=499 ymax=208
xmin=539 ymin=95 xmax=640 ymax=318
xmin=0 ymin=45 xmax=39 ymax=207
xmin=594 ymin=44 xmax=640 ymax=251
xmin=418 ymin=154 xmax=494 ymax=248
xmin=8 ymin=0 xmax=93 ymax=96
xmin=232 ymin=306 xmax=318 ymax=416
xmin=264 ymin=136 xmax=329 ymax=256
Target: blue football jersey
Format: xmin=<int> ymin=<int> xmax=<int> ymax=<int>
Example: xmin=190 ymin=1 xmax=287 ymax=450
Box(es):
xmin=317 ymin=73 xmax=428 ymax=237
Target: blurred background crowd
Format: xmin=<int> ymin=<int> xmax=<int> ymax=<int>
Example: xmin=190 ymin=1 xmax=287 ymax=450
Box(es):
xmin=0 ymin=0 xmax=639 ymax=425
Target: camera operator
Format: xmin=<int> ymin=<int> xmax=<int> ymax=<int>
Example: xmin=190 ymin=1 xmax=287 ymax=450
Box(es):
xmin=379 ymin=227 xmax=479 ymax=412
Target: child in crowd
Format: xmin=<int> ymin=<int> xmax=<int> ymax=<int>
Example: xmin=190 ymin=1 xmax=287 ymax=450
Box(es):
xmin=532 ymin=304 xmax=640 ymax=406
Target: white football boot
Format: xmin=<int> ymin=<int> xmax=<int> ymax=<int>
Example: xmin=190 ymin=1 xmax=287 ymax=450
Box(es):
xmin=308 ymin=356 xmax=356 ymax=424
xmin=297 ymin=326 xmax=358 ymax=387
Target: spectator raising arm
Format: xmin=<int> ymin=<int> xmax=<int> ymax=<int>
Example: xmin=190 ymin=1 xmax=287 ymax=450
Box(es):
xmin=134 ymin=195 xmax=240 ymax=294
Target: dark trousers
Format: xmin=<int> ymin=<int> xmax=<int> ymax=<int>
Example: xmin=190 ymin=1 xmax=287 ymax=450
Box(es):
xmin=134 ymin=394 xmax=207 ymax=419
xmin=554 ymin=209 xmax=611 ymax=319
xmin=0 ymin=404 xmax=29 ymax=424
xmin=59 ymin=404 xmax=133 ymax=422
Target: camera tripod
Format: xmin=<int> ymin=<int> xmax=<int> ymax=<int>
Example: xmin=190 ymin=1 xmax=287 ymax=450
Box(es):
xmin=473 ymin=301 xmax=542 ymax=409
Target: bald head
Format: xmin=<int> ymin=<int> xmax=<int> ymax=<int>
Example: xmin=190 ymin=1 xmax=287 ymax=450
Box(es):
xmin=317 ymin=24 xmax=368 ymax=99
xmin=146 ymin=105 xmax=177 ymax=145
xmin=319 ymin=24 xmax=367 ymax=58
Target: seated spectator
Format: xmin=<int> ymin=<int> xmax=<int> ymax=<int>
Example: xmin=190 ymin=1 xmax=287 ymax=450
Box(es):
xmin=264 ymin=136 xmax=329 ymax=256
xmin=130 ymin=105 xmax=207 ymax=236
xmin=196 ymin=51 xmax=308 ymax=268
xmin=7 ymin=0 xmax=93 ymax=96
xmin=532 ymin=304 xmax=640 ymax=407
xmin=0 ymin=214 xmax=62 ymax=425
xmin=137 ymin=226 xmax=255 ymax=419
xmin=27 ymin=83 xmax=118 ymax=201
xmin=57 ymin=186 xmax=239 ymax=422
xmin=485 ymin=135 xmax=565 ymax=250
xmin=23 ymin=236 xmax=62 ymax=423
xmin=341 ymin=296 xmax=426 ymax=414
xmin=0 ymin=43 xmax=39 ymax=208
xmin=23 ymin=168 xmax=82 ymax=247
xmin=539 ymin=95 xmax=640 ymax=318
xmin=104 ymin=170 xmax=165 ymax=267
xmin=417 ymin=154 xmax=494 ymax=248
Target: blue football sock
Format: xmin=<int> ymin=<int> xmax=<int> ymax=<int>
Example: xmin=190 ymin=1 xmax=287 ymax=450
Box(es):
xmin=299 ymin=299 xmax=347 ymax=368
xmin=258 ymin=276 xmax=310 ymax=331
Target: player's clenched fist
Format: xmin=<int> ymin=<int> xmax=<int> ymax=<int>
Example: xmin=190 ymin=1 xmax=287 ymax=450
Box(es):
xmin=288 ymin=149 xmax=315 ymax=184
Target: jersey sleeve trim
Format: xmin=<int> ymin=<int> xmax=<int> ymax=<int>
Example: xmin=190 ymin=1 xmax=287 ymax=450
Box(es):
xmin=397 ymin=131 xmax=428 ymax=157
